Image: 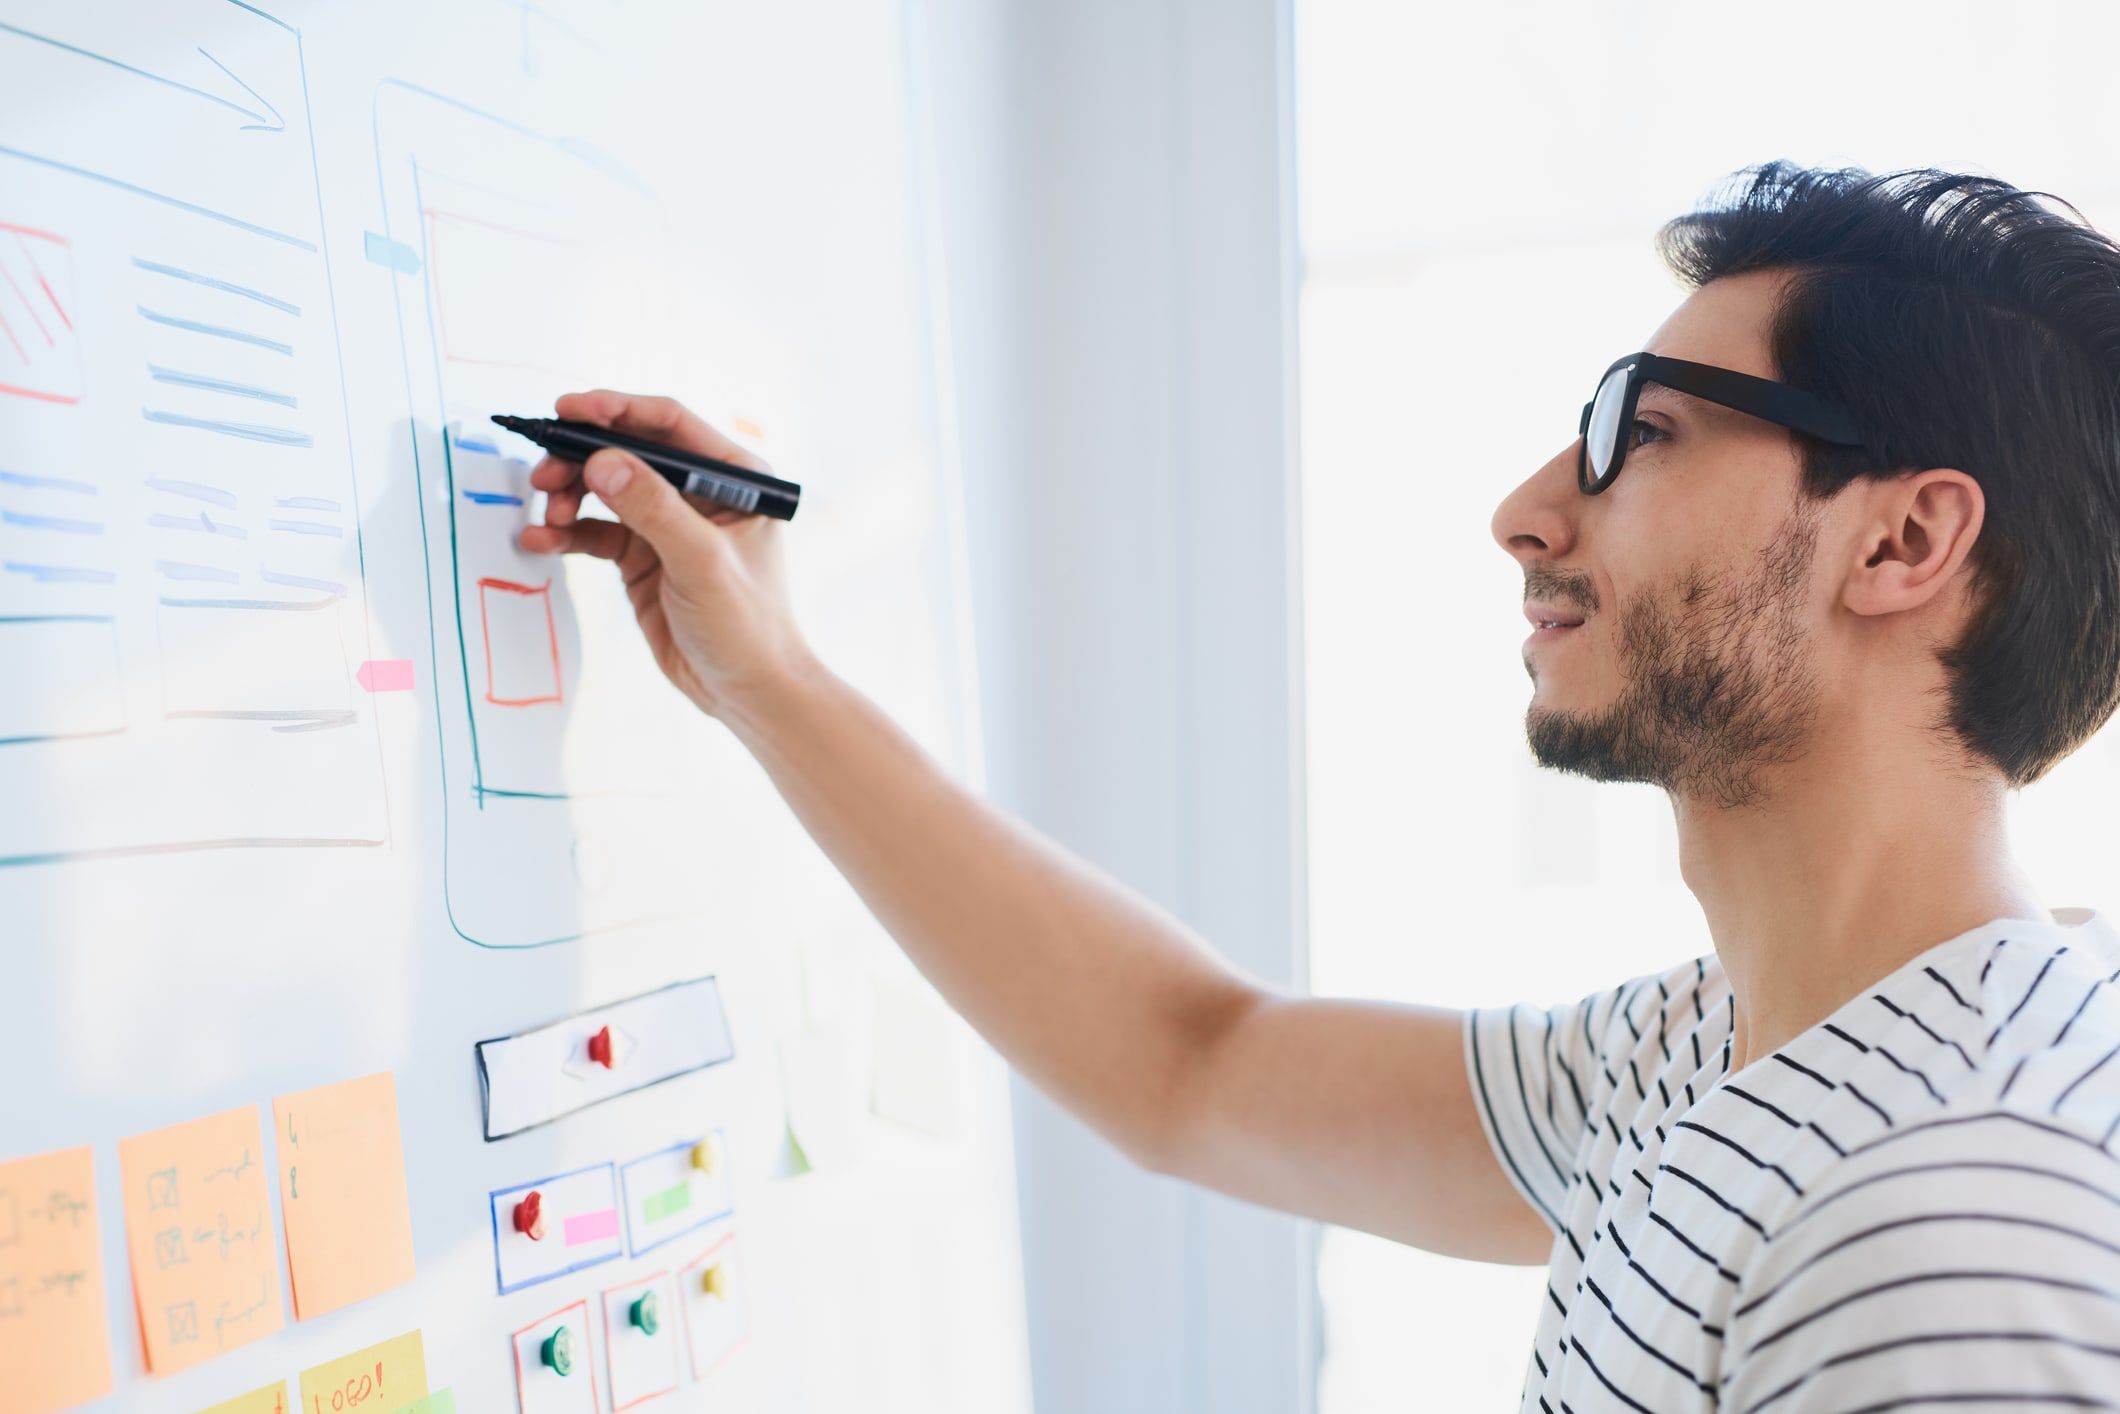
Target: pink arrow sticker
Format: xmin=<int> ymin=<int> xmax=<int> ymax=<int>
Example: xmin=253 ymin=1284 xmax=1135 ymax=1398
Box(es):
xmin=356 ymin=659 xmax=415 ymax=693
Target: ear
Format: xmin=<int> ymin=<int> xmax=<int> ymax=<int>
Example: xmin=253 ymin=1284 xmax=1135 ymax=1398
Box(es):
xmin=1842 ymin=468 xmax=1985 ymax=619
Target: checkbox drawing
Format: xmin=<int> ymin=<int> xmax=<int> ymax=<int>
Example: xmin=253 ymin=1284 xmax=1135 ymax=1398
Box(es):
xmin=153 ymin=1227 xmax=188 ymax=1269
xmin=166 ymin=1300 xmax=198 ymax=1344
xmin=147 ymin=1167 xmax=180 ymax=1210
xmin=476 ymin=577 xmax=564 ymax=707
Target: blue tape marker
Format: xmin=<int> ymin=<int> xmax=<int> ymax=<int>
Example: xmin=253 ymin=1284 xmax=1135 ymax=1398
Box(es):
xmin=363 ymin=230 xmax=422 ymax=274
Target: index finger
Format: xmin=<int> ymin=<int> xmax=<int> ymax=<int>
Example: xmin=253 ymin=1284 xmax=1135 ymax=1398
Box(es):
xmin=552 ymin=389 xmax=771 ymax=473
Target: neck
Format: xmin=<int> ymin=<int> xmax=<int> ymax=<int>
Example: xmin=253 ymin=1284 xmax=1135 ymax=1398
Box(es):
xmin=1675 ymin=741 xmax=2047 ymax=1073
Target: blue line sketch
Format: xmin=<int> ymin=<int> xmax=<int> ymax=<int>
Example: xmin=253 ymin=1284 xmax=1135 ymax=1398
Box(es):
xmin=132 ymin=258 xmax=300 ymax=315
xmin=144 ymin=478 xmax=238 ymax=508
xmin=3 ymin=561 xmax=112 ymax=584
xmin=461 ymin=490 xmax=524 ymax=506
xmin=0 ymin=469 xmax=94 ymax=494
xmin=0 ymin=145 xmax=315 ymax=251
xmin=141 ymin=408 xmax=313 ymax=447
xmin=147 ymin=511 xmax=246 ymax=538
xmin=0 ymin=21 xmax=278 ymax=128
xmin=1 ymin=509 xmax=102 ymax=534
xmin=156 ymin=594 xmax=334 ymax=613
xmin=156 ymin=560 xmax=240 ymax=583
xmin=147 ymin=364 xmax=298 ymax=408
xmin=273 ymin=495 xmax=339 ymax=511
xmin=137 ymin=307 xmax=293 ymax=356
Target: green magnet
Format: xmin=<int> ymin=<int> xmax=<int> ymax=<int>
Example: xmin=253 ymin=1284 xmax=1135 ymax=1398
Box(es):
xmin=630 ymin=1290 xmax=662 ymax=1335
xmin=541 ymin=1323 xmax=575 ymax=1375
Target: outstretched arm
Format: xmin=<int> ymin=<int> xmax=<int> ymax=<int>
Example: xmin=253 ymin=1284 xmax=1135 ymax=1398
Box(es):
xmin=522 ymin=389 xmax=1551 ymax=1263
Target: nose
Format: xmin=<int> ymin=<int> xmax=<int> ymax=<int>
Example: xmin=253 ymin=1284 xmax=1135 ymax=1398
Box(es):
xmin=1490 ymin=438 xmax=1584 ymax=571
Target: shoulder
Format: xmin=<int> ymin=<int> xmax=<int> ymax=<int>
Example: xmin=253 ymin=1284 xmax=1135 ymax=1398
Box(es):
xmin=1722 ymin=1102 xmax=2120 ymax=1410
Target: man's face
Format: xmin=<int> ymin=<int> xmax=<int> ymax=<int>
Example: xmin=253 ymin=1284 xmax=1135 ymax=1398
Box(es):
xmin=1489 ymin=270 xmax=1835 ymax=809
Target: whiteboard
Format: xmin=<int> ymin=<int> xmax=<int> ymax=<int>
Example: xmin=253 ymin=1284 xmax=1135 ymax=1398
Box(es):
xmin=0 ymin=0 xmax=1030 ymax=1409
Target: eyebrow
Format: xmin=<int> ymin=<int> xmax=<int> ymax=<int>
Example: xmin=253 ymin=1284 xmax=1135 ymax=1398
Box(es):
xmin=1637 ymin=382 xmax=1715 ymax=417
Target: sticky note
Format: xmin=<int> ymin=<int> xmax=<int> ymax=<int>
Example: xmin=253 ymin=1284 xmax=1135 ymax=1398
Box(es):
xmin=390 ymin=1391 xmax=455 ymax=1414
xmin=198 ymin=1380 xmax=290 ymax=1413
xmin=298 ymin=1328 xmax=428 ymax=1414
xmin=273 ymin=1072 xmax=417 ymax=1319
xmin=119 ymin=1106 xmax=283 ymax=1374
xmin=0 ymin=1145 xmax=114 ymax=1413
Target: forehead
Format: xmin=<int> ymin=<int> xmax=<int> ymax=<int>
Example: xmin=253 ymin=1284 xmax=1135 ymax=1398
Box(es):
xmin=1640 ymin=267 xmax=1787 ymax=381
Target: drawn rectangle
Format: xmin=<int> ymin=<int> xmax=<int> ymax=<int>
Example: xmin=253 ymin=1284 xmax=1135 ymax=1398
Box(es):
xmin=600 ymin=1270 xmax=680 ymax=1410
xmin=475 ymin=977 xmax=735 ymax=1141
xmin=0 ymin=616 xmax=122 ymax=745
xmin=476 ymin=576 xmax=561 ymax=706
xmin=676 ymin=1224 xmax=747 ymax=1383
xmin=488 ymin=1163 xmax=623 ymax=1295
xmin=0 ymin=222 xmax=81 ymax=404
xmin=512 ymin=1297 xmax=600 ymax=1414
xmin=620 ymin=1134 xmax=733 ymax=1258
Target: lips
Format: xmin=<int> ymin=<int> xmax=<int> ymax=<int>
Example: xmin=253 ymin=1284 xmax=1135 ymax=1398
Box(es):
xmin=1523 ymin=603 xmax=1588 ymax=630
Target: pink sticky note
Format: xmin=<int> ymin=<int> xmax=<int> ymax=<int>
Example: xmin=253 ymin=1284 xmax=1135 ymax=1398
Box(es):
xmin=356 ymin=659 xmax=416 ymax=693
xmin=565 ymin=1209 xmax=619 ymax=1246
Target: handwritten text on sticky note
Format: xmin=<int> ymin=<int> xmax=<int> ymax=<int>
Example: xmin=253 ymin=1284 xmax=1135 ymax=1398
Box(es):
xmin=0 ymin=1145 xmax=114 ymax=1414
xmin=298 ymin=1328 xmax=427 ymax=1414
xmin=119 ymin=1106 xmax=284 ymax=1374
xmin=274 ymin=1072 xmax=417 ymax=1319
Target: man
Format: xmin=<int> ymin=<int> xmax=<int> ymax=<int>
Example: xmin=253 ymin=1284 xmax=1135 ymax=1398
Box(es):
xmin=522 ymin=161 xmax=2120 ymax=1409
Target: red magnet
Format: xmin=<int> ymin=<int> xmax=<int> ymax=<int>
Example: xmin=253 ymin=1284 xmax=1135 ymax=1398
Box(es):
xmin=588 ymin=1025 xmax=616 ymax=1068
xmin=514 ymin=1189 xmax=547 ymax=1241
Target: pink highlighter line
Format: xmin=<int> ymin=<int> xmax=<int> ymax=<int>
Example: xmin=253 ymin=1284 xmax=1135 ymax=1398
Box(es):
xmin=565 ymin=1208 xmax=620 ymax=1246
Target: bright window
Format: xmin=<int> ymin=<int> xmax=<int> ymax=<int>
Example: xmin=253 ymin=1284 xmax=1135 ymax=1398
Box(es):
xmin=1294 ymin=3 xmax=2120 ymax=1406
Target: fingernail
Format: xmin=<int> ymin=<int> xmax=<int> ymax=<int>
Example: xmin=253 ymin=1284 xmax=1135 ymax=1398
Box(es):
xmin=587 ymin=454 xmax=633 ymax=497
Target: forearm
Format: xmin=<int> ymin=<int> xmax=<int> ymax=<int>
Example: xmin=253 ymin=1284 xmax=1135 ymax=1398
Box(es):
xmin=720 ymin=656 xmax=1267 ymax=1167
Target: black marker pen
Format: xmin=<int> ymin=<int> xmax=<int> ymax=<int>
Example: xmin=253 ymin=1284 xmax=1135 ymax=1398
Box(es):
xmin=491 ymin=414 xmax=802 ymax=521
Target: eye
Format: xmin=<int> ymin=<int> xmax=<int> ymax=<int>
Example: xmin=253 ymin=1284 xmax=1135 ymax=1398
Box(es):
xmin=1629 ymin=417 xmax=1670 ymax=449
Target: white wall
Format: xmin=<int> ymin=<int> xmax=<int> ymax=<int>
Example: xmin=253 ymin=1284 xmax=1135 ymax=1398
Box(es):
xmin=917 ymin=1 xmax=1313 ymax=1410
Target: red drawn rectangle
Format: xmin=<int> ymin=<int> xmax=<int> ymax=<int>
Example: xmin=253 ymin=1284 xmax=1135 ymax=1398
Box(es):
xmin=476 ymin=577 xmax=562 ymax=707
xmin=0 ymin=222 xmax=82 ymax=405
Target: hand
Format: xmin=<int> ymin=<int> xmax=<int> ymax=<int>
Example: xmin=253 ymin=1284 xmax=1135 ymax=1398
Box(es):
xmin=519 ymin=389 xmax=814 ymax=718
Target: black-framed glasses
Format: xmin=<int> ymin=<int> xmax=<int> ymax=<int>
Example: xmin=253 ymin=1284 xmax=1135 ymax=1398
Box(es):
xmin=1577 ymin=351 xmax=1871 ymax=494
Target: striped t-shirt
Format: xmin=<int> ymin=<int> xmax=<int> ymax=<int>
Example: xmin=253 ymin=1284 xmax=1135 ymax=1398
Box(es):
xmin=1466 ymin=905 xmax=2120 ymax=1412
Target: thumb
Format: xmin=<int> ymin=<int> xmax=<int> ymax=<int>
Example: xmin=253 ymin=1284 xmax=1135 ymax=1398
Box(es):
xmin=582 ymin=448 xmax=724 ymax=573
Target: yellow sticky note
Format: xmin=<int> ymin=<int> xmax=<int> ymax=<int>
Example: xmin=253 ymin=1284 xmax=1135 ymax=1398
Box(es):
xmin=0 ymin=1145 xmax=114 ymax=1414
xmin=198 ymin=1380 xmax=290 ymax=1413
xmin=298 ymin=1329 xmax=427 ymax=1414
xmin=118 ymin=1106 xmax=283 ymax=1374
xmin=273 ymin=1072 xmax=416 ymax=1319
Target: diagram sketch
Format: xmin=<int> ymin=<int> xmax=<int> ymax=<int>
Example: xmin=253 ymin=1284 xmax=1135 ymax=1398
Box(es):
xmin=0 ymin=1 xmax=386 ymax=868
xmin=373 ymin=83 xmax=723 ymax=947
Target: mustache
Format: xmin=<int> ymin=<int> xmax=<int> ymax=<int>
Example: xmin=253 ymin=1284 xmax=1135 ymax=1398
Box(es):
xmin=1524 ymin=567 xmax=1599 ymax=614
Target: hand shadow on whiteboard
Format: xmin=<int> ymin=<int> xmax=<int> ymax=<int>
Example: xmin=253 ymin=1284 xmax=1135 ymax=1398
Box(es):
xmin=390 ymin=417 xmax=706 ymax=950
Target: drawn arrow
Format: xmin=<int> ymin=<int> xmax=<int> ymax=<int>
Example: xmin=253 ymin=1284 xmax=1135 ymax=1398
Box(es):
xmin=0 ymin=21 xmax=284 ymax=133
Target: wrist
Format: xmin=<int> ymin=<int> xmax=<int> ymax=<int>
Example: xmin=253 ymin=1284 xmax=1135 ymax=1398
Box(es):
xmin=716 ymin=644 xmax=839 ymax=749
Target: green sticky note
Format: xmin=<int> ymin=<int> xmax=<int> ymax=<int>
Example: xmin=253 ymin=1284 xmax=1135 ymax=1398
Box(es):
xmin=391 ymin=1392 xmax=455 ymax=1414
xmin=643 ymin=1180 xmax=693 ymax=1224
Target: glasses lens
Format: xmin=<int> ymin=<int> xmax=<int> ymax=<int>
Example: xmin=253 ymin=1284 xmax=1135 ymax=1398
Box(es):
xmin=1585 ymin=363 xmax=1631 ymax=483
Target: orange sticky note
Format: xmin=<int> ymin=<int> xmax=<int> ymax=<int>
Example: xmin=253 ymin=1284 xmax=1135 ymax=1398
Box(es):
xmin=0 ymin=1145 xmax=114 ymax=1413
xmin=272 ymin=1072 xmax=416 ymax=1319
xmin=198 ymin=1380 xmax=290 ymax=1413
xmin=297 ymin=1328 xmax=427 ymax=1414
xmin=118 ymin=1106 xmax=284 ymax=1373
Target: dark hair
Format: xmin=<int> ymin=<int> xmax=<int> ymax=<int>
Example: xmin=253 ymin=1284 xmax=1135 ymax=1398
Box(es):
xmin=1655 ymin=161 xmax=2120 ymax=787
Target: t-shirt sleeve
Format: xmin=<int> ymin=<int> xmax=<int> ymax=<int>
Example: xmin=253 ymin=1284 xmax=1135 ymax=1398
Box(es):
xmin=1462 ymin=977 xmax=1636 ymax=1233
xmin=1721 ymin=1110 xmax=2120 ymax=1412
